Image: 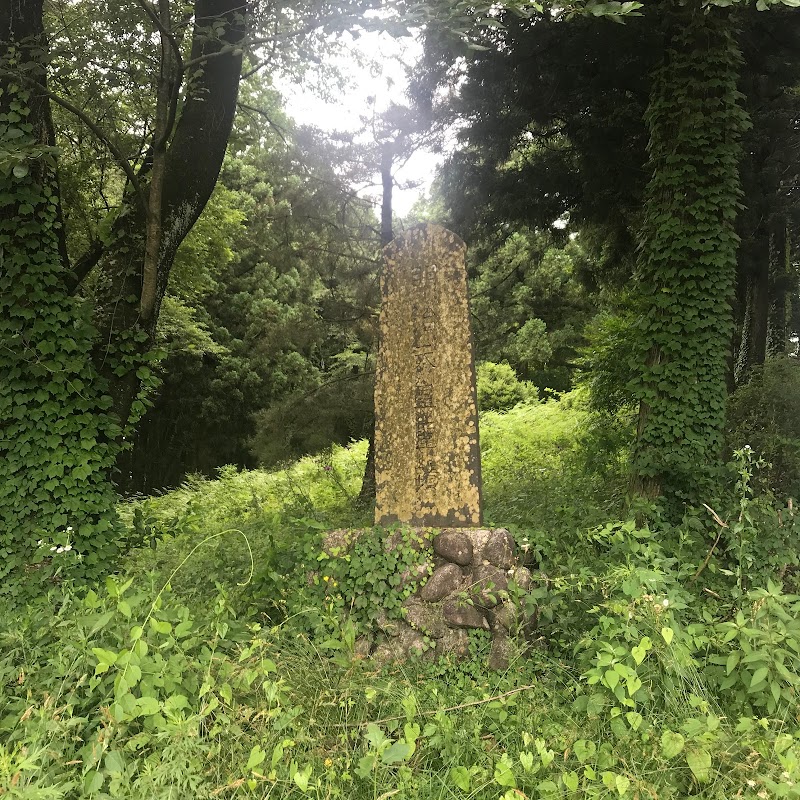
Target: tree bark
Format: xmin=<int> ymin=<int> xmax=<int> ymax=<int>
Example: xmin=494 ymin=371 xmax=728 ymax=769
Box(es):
xmin=140 ymin=0 xmax=176 ymax=322
xmin=91 ymin=0 xmax=247 ymax=436
xmin=766 ymin=218 xmax=791 ymax=356
xmin=357 ymin=140 xmax=395 ymax=506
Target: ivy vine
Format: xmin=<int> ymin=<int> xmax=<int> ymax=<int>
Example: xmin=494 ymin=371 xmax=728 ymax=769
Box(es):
xmin=316 ymin=527 xmax=433 ymax=631
xmin=0 ymin=51 xmax=122 ymax=601
xmin=630 ymin=3 xmax=750 ymax=502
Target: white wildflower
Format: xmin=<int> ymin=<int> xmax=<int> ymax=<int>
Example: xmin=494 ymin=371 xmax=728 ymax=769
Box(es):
xmin=662 ymin=598 xmax=669 ymax=608
xmin=50 ymin=546 xmax=57 ymax=552
xmin=64 ymin=544 xmax=72 ymax=552
xmin=37 ymin=540 xmax=43 ymax=546
xmin=56 ymin=547 xmax=64 ymax=554
xmin=66 ymin=526 xmax=73 ymax=533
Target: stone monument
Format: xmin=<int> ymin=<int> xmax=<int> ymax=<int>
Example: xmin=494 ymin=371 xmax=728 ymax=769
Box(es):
xmin=322 ymin=224 xmax=534 ymax=669
xmin=374 ymin=224 xmax=483 ymax=527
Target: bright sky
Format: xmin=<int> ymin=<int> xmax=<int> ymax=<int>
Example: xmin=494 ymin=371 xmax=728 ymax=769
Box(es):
xmin=277 ymin=30 xmax=444 ymax=218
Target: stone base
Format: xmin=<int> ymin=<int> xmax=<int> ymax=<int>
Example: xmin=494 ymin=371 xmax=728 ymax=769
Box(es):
xmin=323 ymin=526 xmax=536 ymax=670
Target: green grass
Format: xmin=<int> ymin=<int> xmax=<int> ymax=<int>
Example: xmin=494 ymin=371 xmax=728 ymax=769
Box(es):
xmin=3 ymin=394 xmax=800 ymax=799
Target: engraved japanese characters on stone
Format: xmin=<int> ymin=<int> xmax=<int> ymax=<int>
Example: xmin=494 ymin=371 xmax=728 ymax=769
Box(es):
xmin=374 ymin=224 xmax=483 ymax=527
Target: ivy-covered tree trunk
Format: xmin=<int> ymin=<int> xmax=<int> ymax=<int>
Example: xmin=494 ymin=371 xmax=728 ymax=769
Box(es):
xmin=0 ymin=0 xmax=121 ymax=599
xmin=0 ymin=0 xmax=247 ymax=596
xmin=630 ymin=2 xmax=749 ymax=502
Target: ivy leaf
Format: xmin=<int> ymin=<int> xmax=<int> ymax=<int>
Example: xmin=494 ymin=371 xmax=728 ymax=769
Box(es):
xmin=660 ymin=730 xmax=685 ymax=759
xmin=686 ymin=749 xmax=712 ymax=783
xmin=494 ymin=756 xmax=517 ymax=788
xmin=449 ymin=766 xmax=471 ymax=792
xmin=574 ymin=739 xmax=596 ymax=763
xmin=381 ymin=741 xmax=413 ymax=764
xmin=292 ymin=764 xmax=312 ymax=793
xmin=562 ymin=771 xmax=579 ymax=792
xmin=519 ymin=751 xmax=535 ymax=772
xmin=604 ymin=669 xmax=620 ymax=690
xmin=246 ymin=745 xmax=266 ymax=771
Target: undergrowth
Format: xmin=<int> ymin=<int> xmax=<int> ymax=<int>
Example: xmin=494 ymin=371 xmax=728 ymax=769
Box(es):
xmin=4 ymin=394 xmax=800 ymax=799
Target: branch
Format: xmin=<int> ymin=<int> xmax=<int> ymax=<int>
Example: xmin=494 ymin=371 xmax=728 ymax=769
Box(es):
xmin=337 ymin=684 xmax=539 ymax=728
xmin=140 ymin=0 xmax=174 ymax=322
xmin=237 ymin=102 xmax=289 ymax=144
xmin=136 ymin=0 xmax=185 ymax=150
xmin=689 ymin=504 xmax=728 ymax=584
xmin=1 ymin=70 xmax=148 ymax=213
xmin=135 ymin=0 xmax=185 ymax=72
xmin=66 ymin=240 xmax=105 ymax=294
xmin=290 ymin=369 xmax=376 ymax=407
xmin=180 ymin=21 xmax=321 ymax=72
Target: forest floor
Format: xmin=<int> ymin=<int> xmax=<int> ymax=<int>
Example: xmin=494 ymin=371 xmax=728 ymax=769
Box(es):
xmin=3 ymin=394 xmax=800 ymax=799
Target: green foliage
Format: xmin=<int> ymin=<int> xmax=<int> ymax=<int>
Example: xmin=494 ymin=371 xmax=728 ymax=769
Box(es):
xmin=714 ymin=446 xmax=800 ymax=594
xmin=727 ymin=358 xmax=800 ymax=498
xmin=630 ymin=7 xmax=750 ymax=500
xmin=708 ymin=581 xmax=800 ymax=716
xmin=579 ymin=311 xmax=638 ymax=415
xmin=480 ymin=394 xmax=629 ymax=533
xmin=476 ymin=361 xmax=536 ymax=412
xmin=118 ymin=445 xmax=371 ymax=628
xmin=249 ymin=367 xmax=373 ymax=468
xmin=315 ymin=527 xmax=433 ymax=632
xmin=7 ymin=394 xmax=800 ymax=798
xmin=0 ymin=75 xmax=122 ymax=601
xmin=0 ymin=578 xmax=276 ymax=799
xmin=469 ymin=230 xmax=595 ymax=393
xmin=123 ymin=89 xmax=381 ymax=490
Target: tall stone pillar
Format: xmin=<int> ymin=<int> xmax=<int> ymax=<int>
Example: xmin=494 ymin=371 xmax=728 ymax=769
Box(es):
xmin=374 ymin=224 xmax=483 ymax=527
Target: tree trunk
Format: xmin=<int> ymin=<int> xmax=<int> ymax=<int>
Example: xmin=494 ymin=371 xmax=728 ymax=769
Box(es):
xmin=380 ymin=140 xmax=394 ymax=248
xmin=735 ymin=251 xmax=769 ymax=385
xmin=735 ymin=216 xmax=793 ymax=383
xmin=766 ymin=218 xmax=791 ymax=356
xmin=630 ymin=1 xmax=747 ymax=502
xmin=91 ymin=0 xmax=247 ymax=440
xmin=358 ymin=141 xmax=395 ymax=507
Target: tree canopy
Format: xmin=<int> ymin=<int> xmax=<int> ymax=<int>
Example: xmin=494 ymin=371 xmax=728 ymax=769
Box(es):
xmin=2 ymin=0 xmax=800 ymax=595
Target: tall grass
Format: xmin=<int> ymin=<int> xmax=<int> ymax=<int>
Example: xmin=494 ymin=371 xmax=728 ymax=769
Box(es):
xmin=4 ymin=394 xmax=800 ymax=799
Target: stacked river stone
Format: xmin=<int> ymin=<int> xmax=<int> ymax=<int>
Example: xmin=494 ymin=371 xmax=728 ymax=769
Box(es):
xmin=374 ymin=527 xmax=533 ymax=669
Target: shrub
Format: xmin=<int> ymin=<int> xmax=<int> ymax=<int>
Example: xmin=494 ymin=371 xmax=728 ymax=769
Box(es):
xmin=476 ymin=361 xmax=536 ymax=413
xmin=727 ymin=357 xmax=800 ymax=499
